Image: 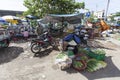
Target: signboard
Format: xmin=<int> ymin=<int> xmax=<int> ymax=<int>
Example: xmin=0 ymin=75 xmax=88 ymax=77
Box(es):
xmin=86 ymin=12 xmax=90 ymax=17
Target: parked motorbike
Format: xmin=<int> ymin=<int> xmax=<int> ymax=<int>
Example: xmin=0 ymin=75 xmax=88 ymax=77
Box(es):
xmin=30 ymin=31 xmax=57 ymax=53
xmin=0 ymin=29 xmax=11 ymax=48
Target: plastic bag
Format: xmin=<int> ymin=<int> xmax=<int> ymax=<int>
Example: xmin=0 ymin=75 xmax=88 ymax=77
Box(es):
xmin=55 ymin=53 xmax=72 ymax=69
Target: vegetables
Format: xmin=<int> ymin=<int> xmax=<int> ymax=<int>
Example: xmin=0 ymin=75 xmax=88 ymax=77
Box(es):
xmin=86 ymin=59 xmax=107 ymax=72
xmin=78 ymin=48 xmax=89 ymax=54
xmin=86 ymin=49 xmax=106 ymax=60
xmin=56 ymin=48 xmax=107 ymax=72
xmin=56 ymin=52 xmax=67 ymax=59
xmin=55 ymin=52 xmax=69 ymax=64
xmin=72 ymin=55 xmax=87 ymax=71
xmin=73 ymin=60 xmax=83 ymax=68
xmin=92 ymin=49 xmax=106 ymax=55
xmin=81 ymin=56 xmax=88 ymax=61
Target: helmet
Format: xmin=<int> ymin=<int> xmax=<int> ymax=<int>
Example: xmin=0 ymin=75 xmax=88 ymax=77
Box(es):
xmin=74 ymin=29 xmax=80 ymax=32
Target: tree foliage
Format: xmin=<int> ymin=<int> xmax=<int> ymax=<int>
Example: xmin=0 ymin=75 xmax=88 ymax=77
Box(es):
xmin=23 ymin=0 xmax=85 ymax=18
xmin=115 ymin=12 xmax=120 ymax=17
xmin=109 ymin=12 xmax=120 ymax=21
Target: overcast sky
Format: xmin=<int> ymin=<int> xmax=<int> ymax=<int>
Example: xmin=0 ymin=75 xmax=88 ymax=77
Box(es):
xmin=0 ymin=0 xmax=27 ymax=11
xmin=76 ymin=0 xmax=120 ymax=14
xmin=0 ymin=0 xmax=119 ymax=14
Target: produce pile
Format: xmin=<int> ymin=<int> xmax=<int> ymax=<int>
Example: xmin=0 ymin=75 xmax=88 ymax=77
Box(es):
xmin=79 ymin=48 xmax=106 ymax=60
xmin=86 ymin=59 xmax=107 ymax=72
xmin=72 ymin=59 xmax=87 ymax=71
xmin=73 ymin=60 xmax=83 ymax=68
xmin=55 ymin=48 xmax=107 ymax=72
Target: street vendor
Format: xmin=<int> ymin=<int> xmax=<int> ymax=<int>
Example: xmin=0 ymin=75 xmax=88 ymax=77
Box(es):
xmin=62 ymin=26 xmax=89 ymax=53
xmin=79 ymin=28 xmax=89 ymax=45
xmin=75 ymin=26 xmax=89 ymax=45
xmin=62 ymin=28 xmax=81 ymax=54
xmin=36 ymin=23 xmax=44 ymax=38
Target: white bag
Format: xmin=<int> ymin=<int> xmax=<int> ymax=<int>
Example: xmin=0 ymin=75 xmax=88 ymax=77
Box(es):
xmin=55 ymin=53 xmax=72 ymax=69
xmin=68 ymin=40 xmax=77 ymax=46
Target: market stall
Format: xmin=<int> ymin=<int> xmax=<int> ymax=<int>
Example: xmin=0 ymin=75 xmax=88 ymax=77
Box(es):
xmin=54 ymin=21 xmax=107 ymax=72
xmin=39 ymin=13 xmax=84 ymax=36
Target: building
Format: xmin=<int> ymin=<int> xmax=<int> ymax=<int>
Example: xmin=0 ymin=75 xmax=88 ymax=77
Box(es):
xmin=0 ymin=10 xmax=24 ymax=16
xmin=93 ymin=10 xmax=105 ymax=19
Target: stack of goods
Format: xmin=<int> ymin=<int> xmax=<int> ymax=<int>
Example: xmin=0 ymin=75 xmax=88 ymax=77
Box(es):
xmin=86 ymin=59 xmax=107 ymax=72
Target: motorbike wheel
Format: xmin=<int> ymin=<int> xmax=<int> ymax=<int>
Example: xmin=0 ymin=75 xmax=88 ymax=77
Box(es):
xmin=4 ymin=39 xmax=10 ymax=48
xmin=51 ymin=40 xmax=59 ymax=50
xmin=31 ymin=43 xmax=41 ymax=53
xmin=50 ymin=39 xmax=57 ymax=47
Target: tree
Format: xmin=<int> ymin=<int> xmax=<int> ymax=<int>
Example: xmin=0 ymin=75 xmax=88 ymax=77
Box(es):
xmin=23 ymin=0 xmax=85 ymax=18
xmin=109 ymin=12 xmax=120 ymax=21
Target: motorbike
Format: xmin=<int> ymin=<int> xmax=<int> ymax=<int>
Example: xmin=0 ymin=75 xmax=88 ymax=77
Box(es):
xmin=0 ymin=29 xmax=11 ymax=48
xmin=30 ymin=32 xmax=57 ymax=53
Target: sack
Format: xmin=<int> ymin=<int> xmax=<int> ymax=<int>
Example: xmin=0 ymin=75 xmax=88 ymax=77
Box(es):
xmin=57 ymin=58 xmax=72 ymax=70
xmin=55 ymin=53 xmax=72 ymax=69
xmin=100 ymin=20 xmax=110 ymax=32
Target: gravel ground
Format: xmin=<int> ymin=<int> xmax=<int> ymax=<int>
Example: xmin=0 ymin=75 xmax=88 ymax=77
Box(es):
xmin=0 ymin=35 xmax=120 ymax=80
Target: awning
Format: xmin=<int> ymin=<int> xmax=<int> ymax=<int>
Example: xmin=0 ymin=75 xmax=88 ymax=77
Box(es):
xmin=39 ymin=13 xmax=84 ymax=24
xmin=48 ymin=13 xmax=84 ymax=24
xmin=48 ymin=13 xmax=83 ymax=17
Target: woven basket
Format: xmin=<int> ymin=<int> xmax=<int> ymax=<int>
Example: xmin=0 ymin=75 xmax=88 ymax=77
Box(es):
xmin=72 ymin=55 xmax=87 ymax=71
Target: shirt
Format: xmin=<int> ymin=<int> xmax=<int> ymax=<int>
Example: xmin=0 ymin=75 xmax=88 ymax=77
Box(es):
xmin=23 ymin=31 xmax=29 ymax=37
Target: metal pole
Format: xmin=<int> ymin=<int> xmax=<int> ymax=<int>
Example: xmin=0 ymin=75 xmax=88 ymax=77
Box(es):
xmin=96 ymin=4 xmax=98 ymax=12
xmin=105 ymin=0 xmax=110 ymax=21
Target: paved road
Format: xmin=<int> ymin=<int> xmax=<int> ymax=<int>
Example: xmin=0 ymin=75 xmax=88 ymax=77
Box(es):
xmin=0 ymin=38 xmax=120 ymax=80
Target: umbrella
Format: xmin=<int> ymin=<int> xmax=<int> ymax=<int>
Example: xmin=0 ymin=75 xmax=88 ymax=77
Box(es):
xmin=38 ymin=16 xmax=60 ymax=24
xmin=0 ymin=17 xmax=8 ymax=25
xmin=2 ymin=15 xmax=20 ymax=20
xmin=0 ymin=17 xmax=6 ymax=22
xmin=39 ymin=13 xmax=84 ymax=25
xmin=39 ymin=13 xmax=84 ymax=33
xmin=48 ymin=13 xmax=84 ymax=24
xmin=26 ymin=15 xmax=38 ymax=19
xmin=2 ymin=15 xmax=20 ymax=24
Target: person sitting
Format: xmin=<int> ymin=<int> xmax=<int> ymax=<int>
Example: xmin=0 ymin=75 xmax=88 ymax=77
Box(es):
xmin=79 ymin=28 xmax=88 ymax=45
xmin=36 ymin=23 xmax=44 ymax=39
xmin=62 ymin=29 xmax=81 ymax=54
xmin=23 ymin=29 xmax=29 ymax=40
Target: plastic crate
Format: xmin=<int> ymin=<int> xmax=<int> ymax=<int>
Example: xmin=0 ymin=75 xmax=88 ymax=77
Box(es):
xmin=87 ymin=51 xmax=105 ymax=60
